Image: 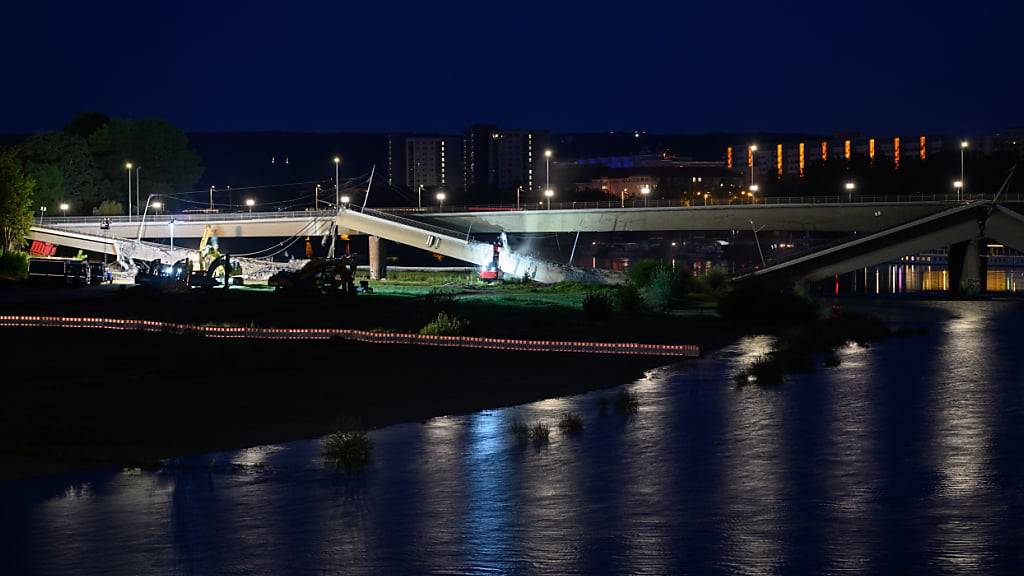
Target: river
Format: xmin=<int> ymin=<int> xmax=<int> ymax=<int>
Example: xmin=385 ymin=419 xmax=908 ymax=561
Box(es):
xmin=3 ymin=299 xmax=1023 ymax=575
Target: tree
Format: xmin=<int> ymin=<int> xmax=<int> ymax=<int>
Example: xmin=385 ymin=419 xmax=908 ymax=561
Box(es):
xmin=64 ymin=112 xmax=109 ymax=140
xmin=88 ymin=118 xmax=204 ymax=208
xmin=16 ymin=132 xmax=101 ymax=213
xmin=0 ymin=148 xmax=36 ymax=254
xmin=92 ymin=200 xmax=123 ymax=216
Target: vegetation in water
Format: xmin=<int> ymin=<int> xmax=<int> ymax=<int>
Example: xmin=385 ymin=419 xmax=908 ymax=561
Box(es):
xmin=322 ymin=428 xmax=374 ymax=470
xmin=558 ymin=411 xmax=584 ymax=434
xmin=615 ymin=389 xmax=640 ymax=415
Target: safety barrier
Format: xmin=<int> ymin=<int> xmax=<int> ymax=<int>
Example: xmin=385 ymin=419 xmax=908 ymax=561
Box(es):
xmin=0 ymin=315 xmax=700 ymax=358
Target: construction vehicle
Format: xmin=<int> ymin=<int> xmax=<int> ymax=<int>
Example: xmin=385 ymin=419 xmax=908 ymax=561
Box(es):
xmin=135 ymin=254 xmax=242 ymax=293
xmin=268 ymin=256 xmax=358 ymax=296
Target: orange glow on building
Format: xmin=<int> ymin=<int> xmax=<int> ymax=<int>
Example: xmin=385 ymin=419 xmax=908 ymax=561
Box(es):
xmin=869 ymin=138 xmax=875 ymax=160
xmin=894 ymin=137 xmax=901 ymax=169
xmin=799 ymin=142 xmax=805 ymax=177
xmin=776 ymin=144 xmax=783 ymax=177
xmin=844 ymin=140 xmax=851 ymax=160
xmin=919 ymin=135 xmax=927 ymax=159
xmin=726 ymin=146 xmax=733 ymax=169
xmin=748 ymin=147 xmax=753 ymax=168
xmin=821 ymin=141 xmax=828 ymax=161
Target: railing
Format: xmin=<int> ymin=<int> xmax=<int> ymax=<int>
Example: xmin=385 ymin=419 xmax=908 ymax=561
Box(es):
xmin=0 ymin=315 xmax=700 ymax=358
xmin=350 ymin=205 xmax=472 ymax=240
xmin=36 ymin=192 xmax=1024 ymax=226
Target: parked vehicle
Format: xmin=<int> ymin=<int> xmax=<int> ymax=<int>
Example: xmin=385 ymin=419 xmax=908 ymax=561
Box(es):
xmin=28 ymin=258 xmax=91 ymax=286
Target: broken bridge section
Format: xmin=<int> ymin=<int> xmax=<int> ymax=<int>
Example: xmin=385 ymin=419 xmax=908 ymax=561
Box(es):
xmin=747 ymin=201 xmax=1024 ymax=294
xmin=336 ymin=206 xmax=622 ymax=284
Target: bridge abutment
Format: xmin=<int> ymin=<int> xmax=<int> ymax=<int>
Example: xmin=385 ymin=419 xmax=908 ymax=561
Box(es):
xmin=368 ymin=235 xmax=388 ymax=280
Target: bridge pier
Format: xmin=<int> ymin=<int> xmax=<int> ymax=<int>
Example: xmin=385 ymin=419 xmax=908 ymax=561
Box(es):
xmin=368 ymin=235 xmax=388 ymax=280
xmin=948 ymin=237 xmax=987 ymax=296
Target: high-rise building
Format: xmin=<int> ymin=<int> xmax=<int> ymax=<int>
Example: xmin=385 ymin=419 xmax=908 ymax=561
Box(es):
xmin=387 ymin=134 xmax=463 ymax=200
xmin=463 ymin=124 xmax=550 ymax=203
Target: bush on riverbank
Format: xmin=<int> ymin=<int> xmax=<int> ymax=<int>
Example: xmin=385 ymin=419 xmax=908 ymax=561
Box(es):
xmin=615 ymin=389 xmax=640 ymax=415
xmin=558 ymin=411 xmax=584 ymax=433
xmin=582 ymin=291 xmax=614 ymax=321
xmin=735 ymin=308 xmax=893 ymax=385
xmin=419 ymin=312 xmax=469 ymax=336
xmin=718 ymin=279 xmax=819 ymax=327
xmin=322 ymin=428 xmax=373 ymax=470
xmin=0 ymin=251 xmax=29 ymax=279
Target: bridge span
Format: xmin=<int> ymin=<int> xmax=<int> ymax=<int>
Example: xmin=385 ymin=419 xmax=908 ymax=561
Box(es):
xmin=37 ymin=197 xmax=1002 ymax=240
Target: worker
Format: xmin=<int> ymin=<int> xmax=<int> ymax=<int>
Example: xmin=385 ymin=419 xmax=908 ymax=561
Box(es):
xmin=492 ymin=239 xmax=501 ymax=269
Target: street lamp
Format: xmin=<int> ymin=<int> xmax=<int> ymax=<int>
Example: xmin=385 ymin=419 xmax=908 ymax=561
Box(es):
xmin=748 ymin=145 xmax=758 ymax=187
xmin=125 ymin=162 xmax=133 ymax=219
xmin=621 ymin=187 xmax=627 ymax=208
xmin=954 ymin=180 xmax=963 ymax=201
xmin=245 ymin=198 xmax=255 ymax=213
xmin=544 ymin=149 xmax=552 ymax=193
xmin=749 ymin=184 xmax=759 ymax=204
xmin=544 ymin=188 xmax=554 ymax=210
xmin=340 ymin=195 xmax=350 ymax=205
xmin=315 ymin=184 xmax=321 ymax=210
xmin=59 ymin=203 xmax=69 ymax=217
xmin=436 ymin=191 xmax=446 ymax=209
xmin=641 ymin=185 xmax=650 ymax=207
xmin=209 ymin=185 xmax=215 ymax=210
xmin=169 ymin=219 xmax=176 ymax=249
xmin=39 ymin=205 xmax=47 ymax=224
xmin=334 ymin=156 xmax=341 ymax=206
xmin=135 ymin=166 xmax=141 ymax=216
xmin=845 ymin=181 xmax=856 ymax=202
xmin=418 ymin=184 xmax=424 ymax=209
xmin=151 ymin=201 xmax=162 ymax=215
xmin=960 ymin=140 xmax=968 ymax=198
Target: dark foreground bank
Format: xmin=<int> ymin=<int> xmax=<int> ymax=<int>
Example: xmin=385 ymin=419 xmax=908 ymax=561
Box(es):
xmin=0 ymin=328 xmax=725 ymax=480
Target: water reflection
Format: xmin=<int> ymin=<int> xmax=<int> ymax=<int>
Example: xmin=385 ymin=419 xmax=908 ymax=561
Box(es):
xmin=5 ymin=302 xmax=1024 ymax=574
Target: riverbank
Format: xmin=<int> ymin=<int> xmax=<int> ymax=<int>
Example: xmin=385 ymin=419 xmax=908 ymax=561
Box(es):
xmin=0 ymin=278 xmax=742 ymax=480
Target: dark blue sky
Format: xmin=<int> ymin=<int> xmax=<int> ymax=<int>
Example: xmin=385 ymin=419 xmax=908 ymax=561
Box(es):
xmin=2 ymin=0 xmax=1020 ymax=135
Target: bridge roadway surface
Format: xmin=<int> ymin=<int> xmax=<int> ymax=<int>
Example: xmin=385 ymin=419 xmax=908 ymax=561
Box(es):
xmin=39 ymin=194 xmax=1023 ymax=241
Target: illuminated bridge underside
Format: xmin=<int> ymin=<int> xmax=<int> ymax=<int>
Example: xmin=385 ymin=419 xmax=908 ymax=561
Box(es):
xmin=751 ymin=202 xmax=1024 ymax=283
xmin=420 ymin=203 xmax=953 ymax=234
xmin=55 ymin=215 xmax=336 ymax=240
xmin=336 ymin=207 xmax=619 ymax=284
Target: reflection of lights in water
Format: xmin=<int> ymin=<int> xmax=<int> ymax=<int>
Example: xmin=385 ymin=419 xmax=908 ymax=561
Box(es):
xmin=464 ymin=411 xmax=513 ymax=570
xmin=928 ymin=304 xmax=996 ymax=571
xmin=721 ymin=338 xmax=785 ymax=573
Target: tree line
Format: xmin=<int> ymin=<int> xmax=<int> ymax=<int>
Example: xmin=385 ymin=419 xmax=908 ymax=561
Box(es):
xmin=0 ymin=112 xmax=203 ymax=254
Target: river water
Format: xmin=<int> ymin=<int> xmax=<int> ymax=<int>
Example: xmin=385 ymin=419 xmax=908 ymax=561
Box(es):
xmin=3 ymin=299 xmax=1024 ymax=575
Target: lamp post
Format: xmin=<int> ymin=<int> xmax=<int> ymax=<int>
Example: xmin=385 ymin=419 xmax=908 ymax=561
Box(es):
xmin=960 ymin=140 xmax=968 ymax=198
xmin=749 ymin=184 xmax=759 ymax=204
xmin=135 ymin=166 xmax=141 ymax=216
xmin=340 ymin=195 xmax=350 ymax=206
xmin=544 ymin=149 xmax=552 ymax=193
xmin=334 ymin=156 xmax=341 ymax=206
xmin=748 ymin=145 xmax=757 ymax=187
xmin=59 ymin=203 xmax=69 ymax=218
xmin=418 ymin=184 xmax=424 ymax=209
xmin=845 ymin=181 xmax=856 ymax=202
xmin=621 ymin=188 xmax=627 ymax=208
xmin=151 ymin=201 xmax=162 ymax=215
xmin=209 ymin=185 xmax=215 ymax=210
xmin=544 ymin=188 xmax=554 ymax=210
xmin=436 ymin=191 xmax=446 ymax=209
xmin=245 ymin=198 xmax=255 ymax=214
xmin=641 ymin=185 xmax=650 ymax=207
xmin=39 ymin=205 xmax=47 ymax=224
xmin=125 ymin=162 xmax=133 ymax=219
xmin=315 ymin=184 xmax=321 ymax=210
xmin=954 ymin=180 xmax=963 ymax=201
xmin=516 ymin=185 xmax=522 ymax=209
xmin=169 ymin=219 xmax=176 ymax=249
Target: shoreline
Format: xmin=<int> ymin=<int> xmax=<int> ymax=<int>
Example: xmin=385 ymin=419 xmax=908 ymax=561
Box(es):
xmin=0 ymin=326 xmax=742 ymax=482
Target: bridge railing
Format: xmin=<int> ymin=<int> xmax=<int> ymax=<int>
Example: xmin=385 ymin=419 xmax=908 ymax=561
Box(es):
xmin=36 ymin=192 xmax=1024 ymax=225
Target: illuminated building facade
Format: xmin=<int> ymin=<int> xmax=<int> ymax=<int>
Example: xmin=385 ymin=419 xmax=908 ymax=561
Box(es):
xmin=387 ymin=134 xmax=464 ymax=196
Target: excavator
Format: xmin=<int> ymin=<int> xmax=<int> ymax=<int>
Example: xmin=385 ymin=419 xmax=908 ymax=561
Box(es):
xmin=268 ymin=256 xmax=358 ymax=296
xmin=135 ymin=227 xmax=243 ymax=292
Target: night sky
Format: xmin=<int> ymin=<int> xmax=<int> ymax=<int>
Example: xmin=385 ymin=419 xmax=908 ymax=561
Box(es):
xmin=3 ymin=0 xmax=1021 ymax=135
